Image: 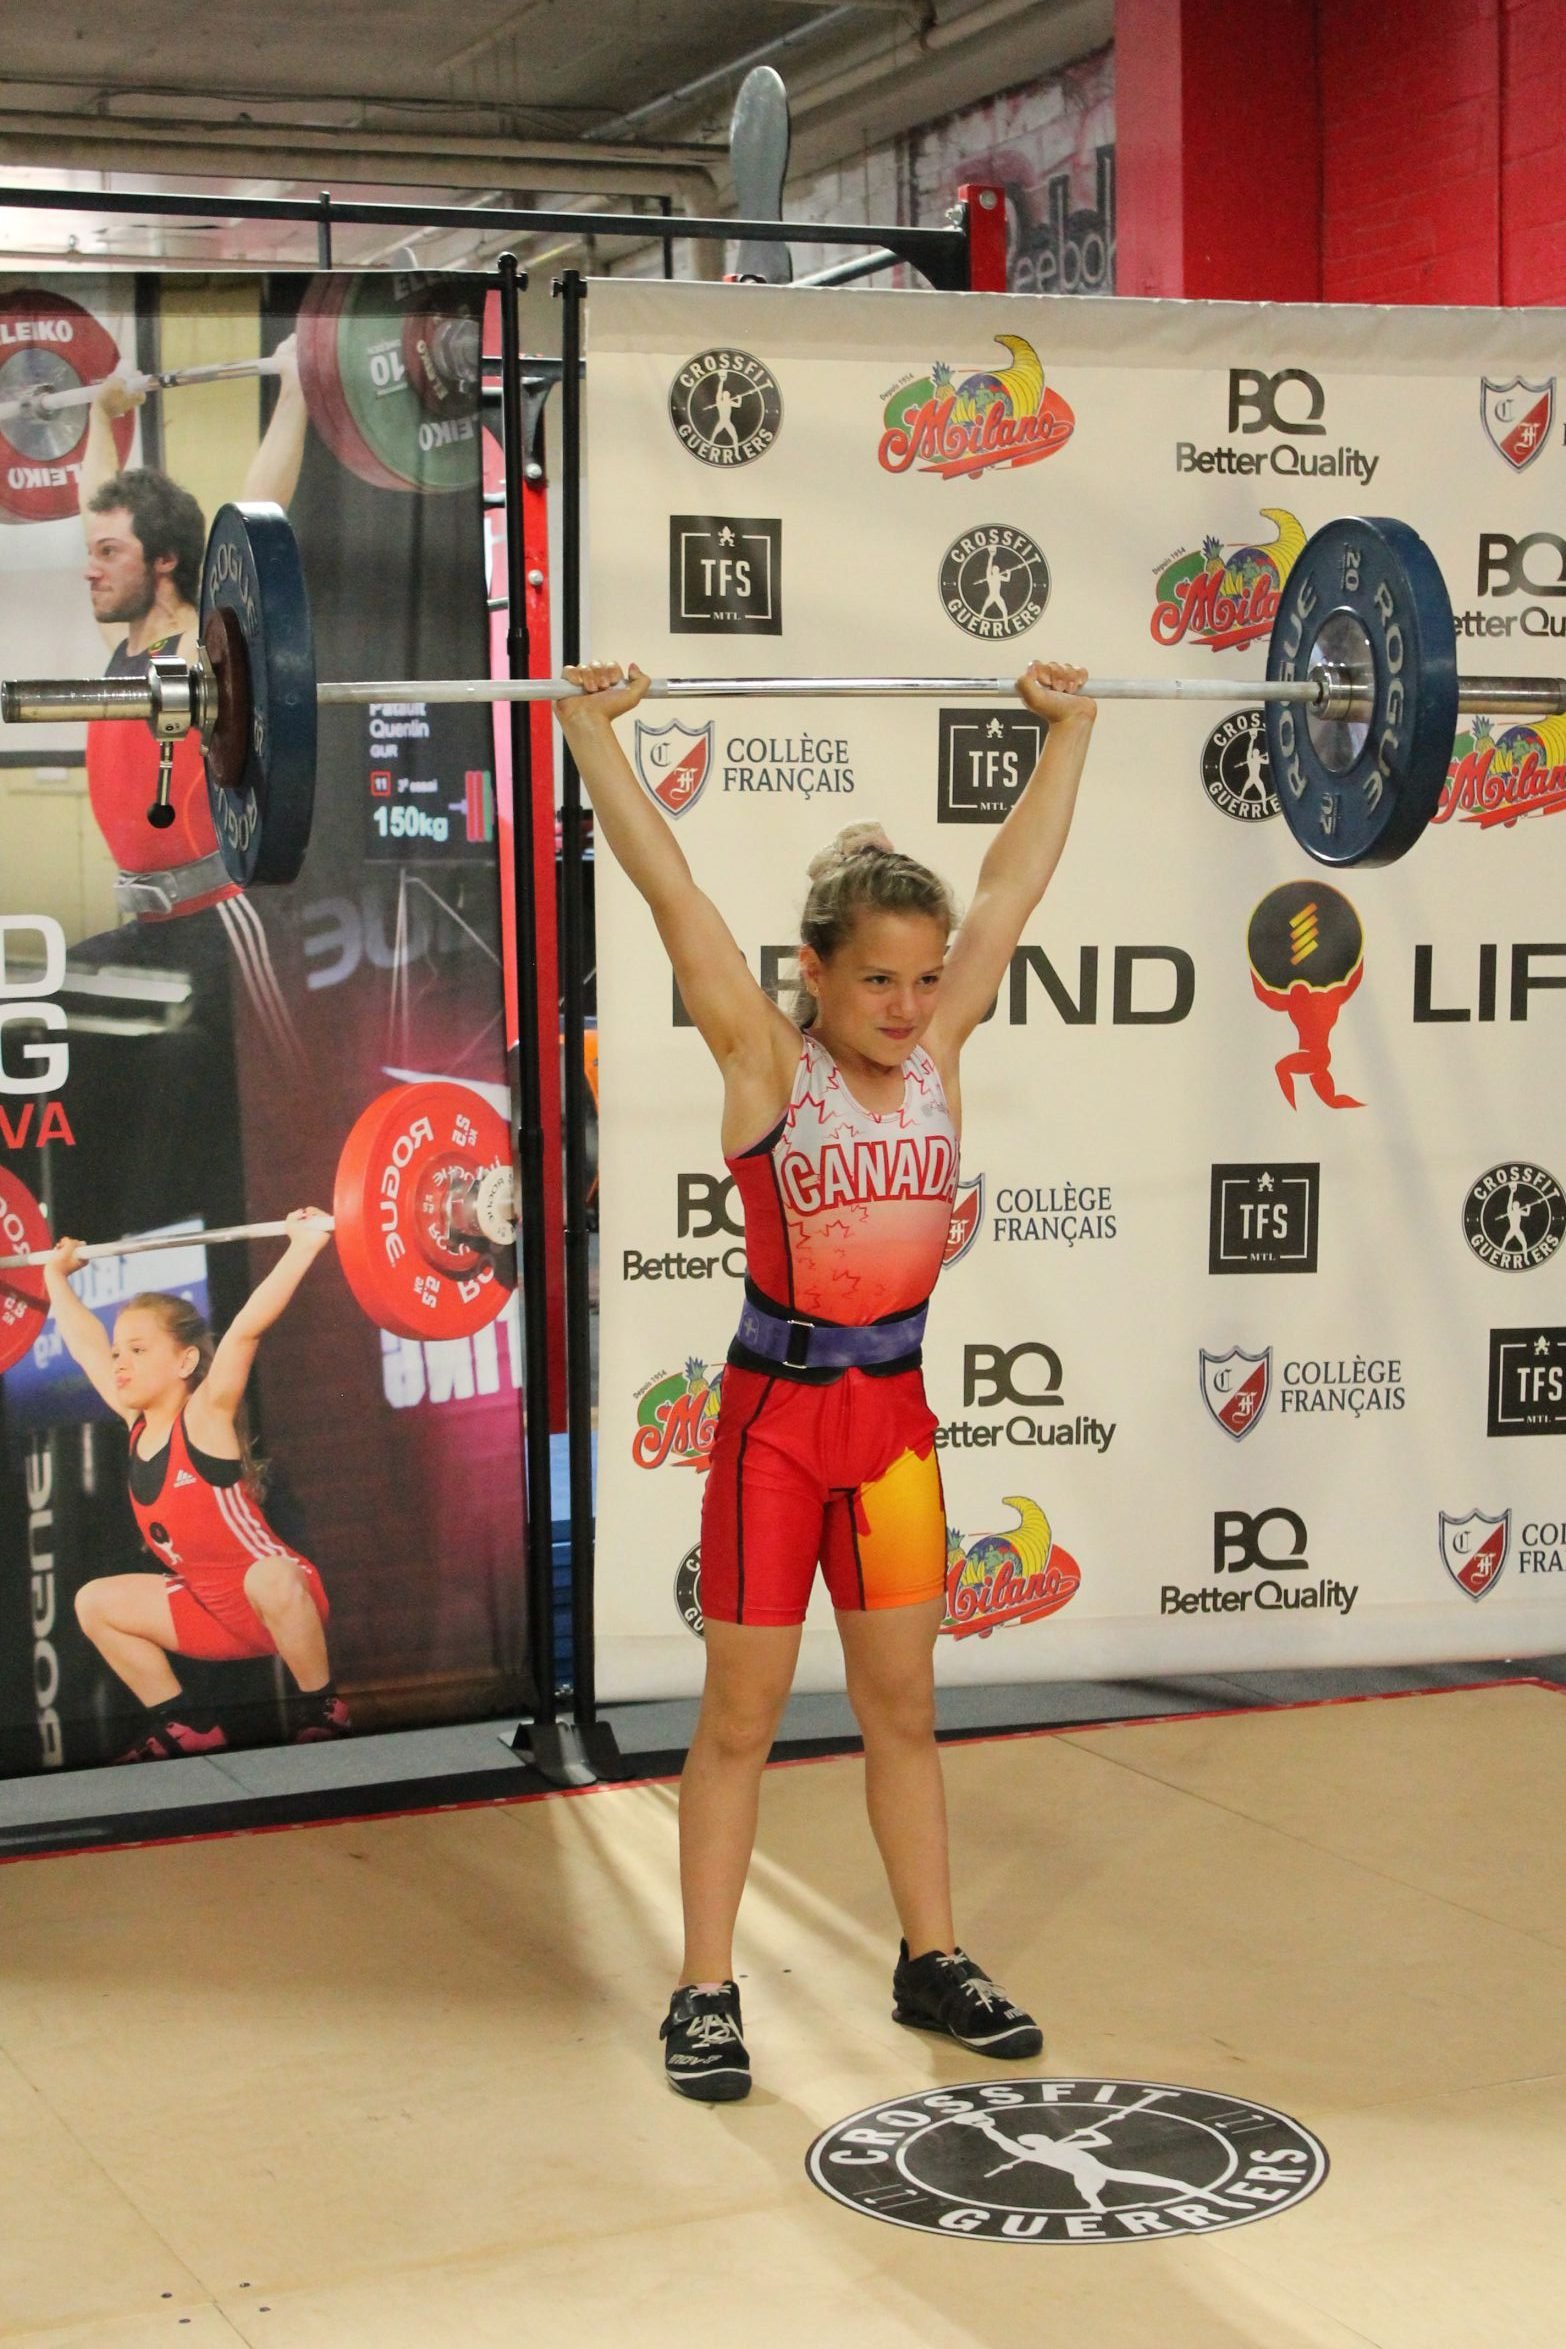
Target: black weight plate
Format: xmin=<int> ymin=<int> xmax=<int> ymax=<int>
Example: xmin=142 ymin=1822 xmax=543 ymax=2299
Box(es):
xmin=1265 ymin=514 xmax=1458 ymax=867
xmin=199 ymin=501 xmax=317 ymax=887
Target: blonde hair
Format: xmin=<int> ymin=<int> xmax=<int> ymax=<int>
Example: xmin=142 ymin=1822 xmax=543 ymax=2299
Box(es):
xmin=122 ymin=1290 xmax=266 ymax=1499
xmin=793 ymin=823 xmax=957 ymax=1029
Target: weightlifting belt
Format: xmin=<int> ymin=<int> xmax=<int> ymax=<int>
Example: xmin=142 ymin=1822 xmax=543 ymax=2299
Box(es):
xmin=114 ymin=850 xmax=239 ymax=922
xmin=734 ymin=1288 xmax=927 ymax=1373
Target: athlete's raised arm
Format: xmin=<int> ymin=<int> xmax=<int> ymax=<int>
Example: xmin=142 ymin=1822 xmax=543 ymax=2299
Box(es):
xmin=199 ymin=1211 xmax=332 ymax=1422
xmin=42 ymin=1241 xmax=127 ymax=1417
xmin=931 ymin=660 xmax=1096 ymax=1053
xmin=557 ymin=665 xmax=793 ymax=1076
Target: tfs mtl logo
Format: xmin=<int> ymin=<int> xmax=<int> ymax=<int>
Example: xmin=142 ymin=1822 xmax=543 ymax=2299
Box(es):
xmin=1488 ymin=1326 xmax=1566 ymax=1436
xmin=669 ymin=515 xmax=782 ymax=634
xmin=1209 ymin=1165 xmax=1319 ymax=1275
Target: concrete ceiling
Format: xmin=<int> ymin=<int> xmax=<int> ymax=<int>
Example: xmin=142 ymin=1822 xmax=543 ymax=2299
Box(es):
xmin=0 ymin=0 xmax=1112 ymax=270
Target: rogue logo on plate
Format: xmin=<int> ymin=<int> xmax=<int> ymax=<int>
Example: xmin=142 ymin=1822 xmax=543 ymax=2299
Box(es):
xmin=939 ymin=525 xmax=1049 ymax=641
xmin=668 ymin=349 xmax=782 ymax=467
xmin=807 ymin=2079 xmax=1328 ymax=2242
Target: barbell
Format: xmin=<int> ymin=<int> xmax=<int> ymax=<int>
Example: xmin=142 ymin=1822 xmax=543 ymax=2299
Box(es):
xmin=0 ymin=1080 xmax=519 ymax=1379
xmin=3 ymin=500 xmax=1566 ymax=879
xmin=0 ymin=280 xmax=484 ymax=522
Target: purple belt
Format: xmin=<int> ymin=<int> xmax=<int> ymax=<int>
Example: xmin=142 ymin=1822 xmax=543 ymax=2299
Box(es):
xmin=734 ymin=1294 xmax=927 ymax=1373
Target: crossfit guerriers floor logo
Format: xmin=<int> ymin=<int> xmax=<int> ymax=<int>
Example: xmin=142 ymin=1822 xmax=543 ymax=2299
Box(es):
xmin=668 ymin=349 xmax=781 ymax=466
xmin=942 ymin=1496 xmax=1080 ymax=1640
xmin=1201 ymin=709 xmax=1279 ymax=822
xmin=634 ymin=719 xmax=713 ymax=817
xmin=1439 ymin=1508 xmax=1510 ymax=1599
xmin=879 ymin=335 xmax=1074 ymax=480
xmin=1437 ymin=715 xmax=1566 ymax=830
xmin=1480 ymin=377 xmax=1554 ymax=471
xmin=1463 ymin=1163 xmax=1566 ymax=1270
xmin=1200 ymin=1346 xmax=1271 ymax=1438
xmin=940 ymin=526 xmax=1049 ymax=641
xmin=807 ymin=2079 xmax=1327 ymax=2243
xmin=1247 ymin=882 xmax=1364 ymax=1110
xmin=1151 ymin=509 xmax=1304 ymax=652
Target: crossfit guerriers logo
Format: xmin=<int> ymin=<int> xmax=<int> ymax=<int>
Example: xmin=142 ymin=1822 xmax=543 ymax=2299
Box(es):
xmin=668 ymin=350 xmax=781 ymax=466
xmin=942 ymin=1496 xmax=1080 ymax=1640
xmin=1480 ymin=377 xmax=1554 ymax=471
xmin=633 ymin=719 xmax=712 ymax=817
xmin=669 ymin=515 xmax=782 ymax=635
xmin=944 ymin=1174 xmax=984 ymax=1266
xmin=938 ymin=709 xmax=1046 ymax=824
xmin=1438 ymin=716 xmax=1566 ymax=830
xmin=1209 ymin=1165 xmax=1320 ymax=1275
xmin=807 ymin=2079 xmax=1327 ymax=2243
xmin=1199 ymin=1347 xmax=1271 ymax=1438
xmin=879 ymin=335 xmax=1074 ymax=480
xmin=631 ymin=1360 xmax=723 ymax=1470
xmin=1439 ymin=1508 xmax=1510 ymax=1599
xmin=673 ymin=1545 xmax=705 ymax=1637
xmin=940 ymin=526 xmax=1049 ymax=641
xmin=1463 ymin=1163 xmax=1566 ymax=1271
xmin=1201 ymin=710 xmax=1279 ymax=823
xmin=1247 ymin=882 xmax=1365 ymax=1111
xmin=1151 ymin=509 xmax=1304 ymax=653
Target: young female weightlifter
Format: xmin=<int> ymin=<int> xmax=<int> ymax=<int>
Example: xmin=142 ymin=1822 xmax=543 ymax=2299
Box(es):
xmin=43 ymin=1213 xmax=350 ymax=1761
xmin=558 ymin=659 xmax=1095 ymax=2101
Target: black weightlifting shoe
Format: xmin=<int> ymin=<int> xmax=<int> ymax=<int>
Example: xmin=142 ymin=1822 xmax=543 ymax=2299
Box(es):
xmin=892 ymin=1941 xmax=1043 ymax=2059
xmin=659 ymin=1982 xmax=752 ymax=2102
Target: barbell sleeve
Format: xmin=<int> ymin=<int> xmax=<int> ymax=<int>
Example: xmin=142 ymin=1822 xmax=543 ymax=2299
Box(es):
xmin=0 ymin=1216 xmax=334 ymax=1274
xmin=0 ymin=354 xmax=286 ymax=431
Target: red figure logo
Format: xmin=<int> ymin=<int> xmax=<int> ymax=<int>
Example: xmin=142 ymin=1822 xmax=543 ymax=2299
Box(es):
xmin=1246 ymin=882 xmax=1365 ymax=1111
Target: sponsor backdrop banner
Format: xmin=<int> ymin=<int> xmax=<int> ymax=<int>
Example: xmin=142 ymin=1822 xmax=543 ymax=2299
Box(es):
xmin=587 ymin=278 xmax=1566 ymax=1701
xmin=0 ymin=271 xmax=529 ymax=1774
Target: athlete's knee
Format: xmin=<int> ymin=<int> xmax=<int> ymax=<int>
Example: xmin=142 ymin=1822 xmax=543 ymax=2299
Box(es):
xmin=243 ymin=1554 xmax=306 ymax=1617
xmin=73 ymin=1579 xmax=112 ymax=1632
xmin=848 ymin=1670 xmax=936 ymax=1747
xmin=695 ymin=1687 xmax=788 ymax=1766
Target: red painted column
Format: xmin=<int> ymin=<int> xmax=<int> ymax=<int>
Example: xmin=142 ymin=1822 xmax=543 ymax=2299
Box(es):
xmin=1115 ymin=0 xmax=1321 ymax=299
xmin=1501 ymin=0 xmax=1566 ymax=301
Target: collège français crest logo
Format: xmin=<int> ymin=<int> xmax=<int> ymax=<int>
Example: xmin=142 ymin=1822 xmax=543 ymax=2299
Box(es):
xmin=634 ymin=718 xmax=713 ymax=817
xmin=1438 ymin=1509 xmax=1510 ymax=1600
xmin=879 ymin=335 xmax=1074 ymax=480
xmin=1479 ymin=377 xmax=1553 ymax=472
xmin=1200 ymin=1347 xmax=1272 ymax=1439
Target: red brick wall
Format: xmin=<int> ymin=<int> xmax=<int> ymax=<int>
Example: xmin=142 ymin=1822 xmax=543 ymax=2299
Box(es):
xmin=1116 ymin=0 xmax=1566 ymax=304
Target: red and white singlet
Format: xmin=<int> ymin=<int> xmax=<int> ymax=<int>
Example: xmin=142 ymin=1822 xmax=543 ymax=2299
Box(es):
xmin=86 ymin=635 xmax=240 ymax=916
xmin=726 ymin=1031 xmax=958 ymax=1327
xmin=128 ymin=1411 xmax=328 ymax=1663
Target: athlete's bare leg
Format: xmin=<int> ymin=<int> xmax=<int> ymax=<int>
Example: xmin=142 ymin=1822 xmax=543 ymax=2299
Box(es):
xmin=678 ymin=1619 xmax=802 ymax=1983
xmin=73 ymin=1574 xmax=184 ymax=1705
xmin=243 ymin=1554 xmax=330 ymax=1691
xmin=838 ymin=1595 xmax=956 ymax=1957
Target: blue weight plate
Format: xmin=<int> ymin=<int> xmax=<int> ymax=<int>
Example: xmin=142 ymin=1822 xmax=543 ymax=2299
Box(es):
xmin=199 ymin=501 xmax=317 ymax=886
xmin=1265 ymin=514 xmax=1458 ymax=868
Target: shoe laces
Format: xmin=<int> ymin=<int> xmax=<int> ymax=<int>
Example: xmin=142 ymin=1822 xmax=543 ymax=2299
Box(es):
xmin=684 ymin=2009 xmax=741 ymax=2049
xmin=933 ymin=1953 xmax=1012 ymax=2016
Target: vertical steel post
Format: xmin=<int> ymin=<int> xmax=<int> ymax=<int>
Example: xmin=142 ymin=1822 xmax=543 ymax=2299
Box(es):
xmin=497 ymin=254 xmax=561 ymax=1735
xmin=316 ymin=191 xmax=334 ymax=269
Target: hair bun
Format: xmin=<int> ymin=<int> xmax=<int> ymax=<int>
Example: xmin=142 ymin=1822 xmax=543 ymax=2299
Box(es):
xmin=806 ymin=821 xmax=895 ymax=882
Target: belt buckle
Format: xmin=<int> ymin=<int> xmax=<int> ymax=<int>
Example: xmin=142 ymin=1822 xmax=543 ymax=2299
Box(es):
xmin=783 ymin=1317 xmax=813 ymax=1370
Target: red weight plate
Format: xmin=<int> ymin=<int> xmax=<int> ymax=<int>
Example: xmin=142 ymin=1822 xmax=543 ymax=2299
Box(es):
xmin=332 ymin=1081 xmax=515 ymax=1340
xmin=0 ymin=289 xmax=133 ymax=524
xmin=0 ymin=1166 xmax=52 ymax=1377
xmin=295 ymin=275 xmax=407 ymax=495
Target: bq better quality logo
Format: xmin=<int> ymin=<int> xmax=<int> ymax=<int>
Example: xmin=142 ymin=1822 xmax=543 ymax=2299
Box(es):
xmin=1151 ymin=509 xmax=1304 ymax=652
xmin=941 ymin=1495 xmax=1080 ymax=1640
xmin=633 ymin=719 xmax=713 ymax=817
xmin=807 ymin=2079 xmax=1329 ymax=2243
xmin=631 ymin=1359 xmax=723 ymax=1470
xmin=1437 ymin=715 xmax=1566 ymax=830
xmin=879 ymin=334 xmax=1075 ymax=480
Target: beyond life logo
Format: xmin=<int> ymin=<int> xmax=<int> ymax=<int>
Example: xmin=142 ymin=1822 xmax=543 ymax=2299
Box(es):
xmin=631 ymin=1360 xmax=723 ymax=1470
xmin=1150 ymin=509 xmax=1303 ymax=653
xmin=1438 ymin=714 xmax=1566 ymax=830
xmin=942 ymin=1496 xmax=1081 ymax=1640
xmin=879 ymin=335 xmax=1074 ymax=480
xmin=1479 ymin=377 xmax=1554 ymax=471
xmin=668 ymin=350 xmax=782 ymax=467
xmin=1246 ymin=882 xmax=1364 ymax=1110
